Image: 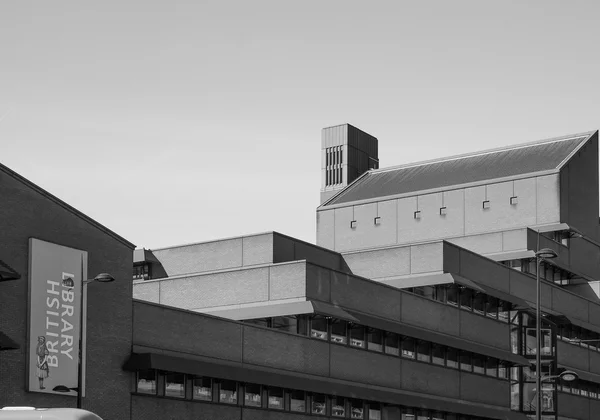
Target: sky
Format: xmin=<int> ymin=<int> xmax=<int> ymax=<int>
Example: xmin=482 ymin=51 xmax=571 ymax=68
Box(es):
xmin=1 ymin=1 xmax=600 ymax=249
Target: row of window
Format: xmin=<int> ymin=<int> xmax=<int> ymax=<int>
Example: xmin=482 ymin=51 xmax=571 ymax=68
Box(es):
xmin=501 ymin=258 xmax=574 ymax=286
xmin=325 ymin=146 xmax=344 ymax=186
xmin=405 ymin=284 xmax=513 ymax=323
xmin=244 ymin=315 xmax=510 ymax=379
xmin=557 ymin=324 xmax=600 ymax=352
xmin=558 ymin=379 xmax=600 ymax=399
xmin=133 ymin=263 xmax=151 ymax=280
xmin=135 ymin=369 xmax=497 ymax=420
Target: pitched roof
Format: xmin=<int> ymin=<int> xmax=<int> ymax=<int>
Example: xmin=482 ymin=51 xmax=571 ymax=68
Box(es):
xmin=322 ymin=131 xmax=595 ymax=207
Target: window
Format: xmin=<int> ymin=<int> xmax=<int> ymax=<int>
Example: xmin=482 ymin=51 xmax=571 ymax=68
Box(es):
xmin=447 ymin=285 xmax=458 ymax=307
xmin=401 ymin=407 xmax=415 ymax=420
xmin=331 ymin=396 xmax=346 ymax=417
xmin=416 ymin=341 xmax=431 ymax=363
xmin=133 ymin=263 xmax=150 ymax=280
xmin=192 ymin=377 xmax=212 ymax=401
xmin=244 ymin=383 xmax=262 ymax=407
xmin=486 ymin=297 xmax=499 ymax=319
xmin=272 ymin=316 xmax=298 ymax=334
xmin=311 ymin=316 xmax=328 ymax=340
xmin=432 ymin=412 xmax=444 ymax=420
xmin=136 ymin=370 xmax=156 ymax=394
xmin=367 ymin=328 xmax=383 ymax=352
xmin=331 ymin=319 xmax=348 ymax=344
xmin=459 ymin=351 xmax=472 ymax=372
xmin=266 ymin=387 xmax=283 ymax=409
xmin=417 ymin=410 xmax=430 ymax=420
xmin=401 ymin=337 xmax=415 ymax=359
xmin=446 ymin=347 xmax=458 ymax=369
xmin=350 ymin=324 xmax=366 ymax=348
xmin=414 ymin=286 xmax=436 ymax=300
xmin=385 ymin=332 xmax=400 ymax=356
xmin=290 ymin=390 xmax=306 ymax=412
xmin=432 ymin=344 xmax=445 ymax=366
xmin=498 ymin=300 xmax=511 ymax=323
xmin=246 ymin=318 xmax=270 ymax=328
xmin=312 ymin=393 xmax=327 ymax=415
xmin=219 ymin=380 xmax=238 ymax=404
xmin=486 ymin=358 xmax=498 ymax=377
xmin=472 ymin=293 xmax=486 ymax=316
xmin=369 ymin=402 xmax=381 ymax=420
xmin=164 ymin=372 xmax=185 ymax=398
xmin=472 ymin=355 xmax=485 ymax=374
xmin=498 ymin=361 xmax=508 ymax=379
xmin=459 ymin=287 xmax=472 ymax=311
xmin=349 ymin=399 xmax=364 ymax=419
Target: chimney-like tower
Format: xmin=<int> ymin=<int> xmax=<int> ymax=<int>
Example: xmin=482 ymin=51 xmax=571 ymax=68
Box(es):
xmin=320 ymin=124 xmax=379 ymax=204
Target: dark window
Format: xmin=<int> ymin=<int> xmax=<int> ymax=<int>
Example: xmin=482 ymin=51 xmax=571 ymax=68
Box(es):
xmin=417 ymin=410 xmax=430 ymax=420
xmin=296 ymin=315 xmax=309 ymax=336
xmin=192 ymin=377 xmax=212 ymax=401
xmin=331 ymin=396 xmax=346 ymax=417
xmin=416 ymin=341 xmax=431 ymax=363
xmin=272 ymin=316 xmax=297 ymax=334
xmin=473 ymin=292 xmax=486 ymax=316
xmin=473 ymin=355 xmax=485 ymax=374
xmin=401 ymin=337 xmax=415 ymax=359
xmin=349 ymin=399 xmax=364 ymax=419
xmin=486 ymin=297 xmax=499 ymax=319
xmin=385 ymin=332 xmax=400 ymax=356
xmin=311 ymin=316 xmax=328 ymax=340
xmin=498 ymin=300 xmax=511 ymax=323
xmin=447 ymin=285 xmax=458 ymax=307
xmin=434 ymin=285 xmax=447 ymax=303
xmin=432 ymin=344 xmax=445 ymax=366
xmin=164 ymin=372 xmax=185 ymax=398
xmin=244 ymin=383 xmax=262 ymax=407
xmin=312 ymin=393 xmax=327 ymax=415
xmin=267 ymin=387 xmax=284 ymax=409
xmin=498 ymin=361 xmax=508 ymax=379
xmin=219 ymin=380 xmax=238 ymax=404
xmin=367 ymin=328 xmax=383 ymax=352
xmin=446 ymin=347 xmax=458 ymax=369
xmin=459 ymin=351 xmax=472 ymax=372
xmin=331 ymin=319 xmax=348 ymax=344
xmin=246 ymin=318 xmax=270 ymax=328
xmin=401 ymin=407 xmax=414 ymax=420
xmin=369 ymin=402 xmax=381 ymax=420
xmin=486 ymin=358 xmax=498 ymax=377
xmin=350 ymin=324 xmax=366 ymax=348
xmin=290 ymin=390 xmax=306 ymax=412
xmin=459 ymin=287 xmax=472 ymax=311
xmin=414 ymin=286 xmax=436 ymax=300
xmin=136 ymin=370 xmax=156 ymax=394
xmin=133 ymin=263 xmax=150 ymax=280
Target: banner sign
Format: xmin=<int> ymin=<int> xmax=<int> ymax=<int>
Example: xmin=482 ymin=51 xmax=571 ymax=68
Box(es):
xmin=28 ymin=238 xmax=88 ymax=396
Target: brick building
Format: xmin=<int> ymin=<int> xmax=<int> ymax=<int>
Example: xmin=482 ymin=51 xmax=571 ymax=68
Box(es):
xmin=3 ymin=126 xmax=600 ymax=420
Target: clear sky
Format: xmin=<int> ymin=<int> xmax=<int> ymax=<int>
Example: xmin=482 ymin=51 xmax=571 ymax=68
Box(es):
xmin=1 ymin=1 xmax=599 ymax=249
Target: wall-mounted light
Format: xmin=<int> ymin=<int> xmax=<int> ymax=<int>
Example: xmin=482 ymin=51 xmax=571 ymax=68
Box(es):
xmin=482 ymin=200 xmax=490 ymax=210
xmin=510 ymin=196 xmax=518 ymax=205
xmin=439 ymin=207 xmax=447 ymax=216
xmin=414 ymin=211 xmax=421 ymax=220
xmin=350 ymin=220 xmax=357 ymax=229
xmin=374 ymin=217 xmax=381 ymax=225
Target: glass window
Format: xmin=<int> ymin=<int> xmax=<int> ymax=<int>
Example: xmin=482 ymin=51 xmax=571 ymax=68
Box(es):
xmin=331 ymin=319 xmax=348 ymax=344
xmin=272 ymin=316 xmax=298 ymax=334
xmin=415 ymin=286 xmax=436 ymax=300
xmin=432 ymin=344 xmax=445 ymax=366
xmin=245 ymin=318 xmax=270 ymax=328
xmin=311 ymin=316 xmax=328 ymax=340
xmin=312 ymin=393 xmax=327 ymax=415
xmin=459 ymin=351 xmax=472 ymax=372
xmin=417 ymin=410 xmax=430 ymax=420
xmin=136 ymin=370 xmax=156 ymax=394
xmin=447 ymin=285 xmax=458 ymax=307
xmin=244 ymin=384 xmax=261 ymax=407
xmin=486 ymin=358 xmax=498 ymax=377
xmin=473 ymin=355 xmax=485 ymax=374
xmin=581 ymin=383 xmax=589 ymax=397
xmin=350 ymin=324 xmax=366 ymax=348
xmin=473 ymin=293 xmax=486 ymax=316
xmin=369 ymin=402 xmax=382 ymax=420
xmin=499 ymin=361 xmax=508 ymax=379
xmin=192 ymin=377 xmax=212 ymax=401
xmin=385 ymin=332 xmax=400 ymax=356
xmin=331 ymin=396 xmax=346 ymax=417
xmin=164 ymin=372 xmax=185 ymax=398
xmin=349 ymin=399 xmax=364 ymax=419
xmin=446 ymin=347 xmax=458 ymax=369
xmin=290 ymin=390 xmax=306 ymax=412
xmin=434 ymin=285 xmax=447 ymax=303
xmin=459 ymin=287 xmax=472 ymax=311
xmin=267 ymin=387 xmax=283 ymax=409
xmin=297 ymin=315 xmax=309 ymax=336
xmin=219 ymin=380 xmax=238 ymax=404
xmin=431 ymin=412 xmax=444 ymax=420
xmin=417 ymin=341 xmax=431 ymax=363
xmin=401 ymin=337 xmax=416 ymax=359
xmin=367 ymin=328 xmax=383 ymax=352
xmin=401 ymin=407 xmax=415 ymax=420
xmin=486 ymin=296 xmax=499 ymax=319
xmin=498 ymin=300 xmax=511 ymax=323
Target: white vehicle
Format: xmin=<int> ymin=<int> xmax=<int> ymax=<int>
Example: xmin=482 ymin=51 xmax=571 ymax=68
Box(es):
xmin=0 ymin=407 xmax=103 ymax=420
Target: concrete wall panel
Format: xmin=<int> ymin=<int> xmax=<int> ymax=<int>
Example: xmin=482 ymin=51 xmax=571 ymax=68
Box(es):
xmin=557 ymin=393 xmax=590 ymax=420
xmin=401 ymin=294 xmax=460 ymax=336
xmin=305 ymin=263 xmax=331 ymax=302
xmin=448 ymin=233 xmax=504 ymax=255
xmin=343 ymin=247 xmax=411 ymax=280
xmin=553 ymin=288 xmax=588 ymax=322
xmin=400 ymin=360 xmax=460 ymax=398
xmin=132 ymin=395 xmax=241 ymax=420
xmin=334 ymin=206 xmax=356 ymax=252
xmin=459 ymin=312 xmax=510 ymax=351
xmin=330 ymin=345 xmax=401 ymax=389
xmin=589 ymin=349 xmax=600 ymax=375
xmin=460 ymin=373 xmax=509 ymax=407
xmin=160 ymin=268 xmax=269 ymax=310
xmin=242 ymin=233 xmax=274 ymax=266
xmin=513 ymin=177 xmax=537 ymax=227
xmin=411 ymin=242 xmax=444 ymax=274
xmin=557 ymin=341 xmax=589 ymax=371
xmin=316 ymin=209 xmax=335 ymax=250
xmin=133 ymin=281 xmax=160 ymax=303
xmin=397 ymin=196 xmax=418 ymax=244
xmin=537 ymin=174 xmax=560 ymax=225
xmin=243 ymin=326 xmax=329 ymax=376
xmin=270 ymin=262 xmax=307 ymax=300
xmin=502 ymin=229 xmax=528 ymax=252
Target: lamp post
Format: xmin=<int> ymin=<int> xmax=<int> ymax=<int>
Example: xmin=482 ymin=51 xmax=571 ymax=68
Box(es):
xmin=535 ymin=247 xmax=558 ymax=420
xmin=54 ymin=273 xmax=115 ymax=408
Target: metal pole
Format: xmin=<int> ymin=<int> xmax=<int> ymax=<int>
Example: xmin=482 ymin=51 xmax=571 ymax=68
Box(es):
xmin=77 ymin=280 xmax=85 ymax=409
xmin=536 ymin=230 xmax=541 ymax=420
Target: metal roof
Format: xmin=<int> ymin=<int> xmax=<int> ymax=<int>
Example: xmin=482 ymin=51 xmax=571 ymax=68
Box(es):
xmin=323 ymin=132 xmax=595 ymax=207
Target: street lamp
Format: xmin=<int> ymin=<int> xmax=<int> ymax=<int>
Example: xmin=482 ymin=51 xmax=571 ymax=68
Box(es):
xmin=535 ymin=247 xmax=558 ymax=420
xmin=52 ymin=273 xmax=115 ymax=408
